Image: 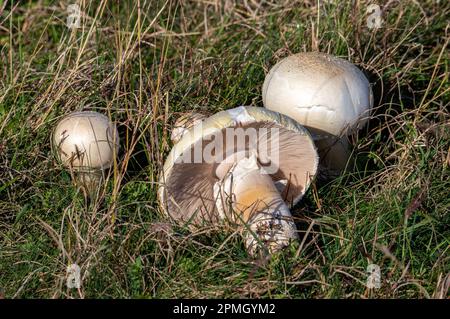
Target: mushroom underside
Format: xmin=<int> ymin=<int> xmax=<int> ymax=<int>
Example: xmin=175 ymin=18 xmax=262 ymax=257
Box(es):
xmin=161 ymin=121 xmax=317 ymax=227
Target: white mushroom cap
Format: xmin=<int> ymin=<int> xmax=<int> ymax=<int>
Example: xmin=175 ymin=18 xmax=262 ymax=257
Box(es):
xmin=171 ymin=112 xmax=207 ymax=143
xmin=262 ymin=52 xmax=373 ymax=138
xmin=52 ymin=111 xmax=119 ymax=171
xmin=159 ymin=106 xmax=318 ymax=227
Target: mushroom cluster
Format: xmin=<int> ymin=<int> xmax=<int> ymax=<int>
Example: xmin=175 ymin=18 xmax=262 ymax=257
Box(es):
xmin=51 ymin=52 xmax=372 ymax=258
xmin=160 ymin=52 xmax=372 ymax=257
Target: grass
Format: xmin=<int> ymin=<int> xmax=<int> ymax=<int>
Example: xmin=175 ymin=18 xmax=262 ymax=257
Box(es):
xmin=0 ymin=0 xmax=449 ymax=298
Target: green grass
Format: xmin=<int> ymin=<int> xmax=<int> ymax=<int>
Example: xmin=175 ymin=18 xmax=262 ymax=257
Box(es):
xmin=0 ymin=0 xmax=449 ymax=298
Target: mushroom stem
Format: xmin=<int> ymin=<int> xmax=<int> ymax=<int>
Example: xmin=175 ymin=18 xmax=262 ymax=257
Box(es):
xmin=74 ymin=170 xmax=103 ymax=199
xmin=314 ymin=135 xmax=351 ymax=178
xmin=216 ymin=154 xmax=298 ymax=256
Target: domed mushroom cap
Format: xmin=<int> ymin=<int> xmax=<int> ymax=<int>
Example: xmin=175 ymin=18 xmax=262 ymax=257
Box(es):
xmin=52 ymin=111 xmax=119 ymax=170
xmin=159 ymin=106 xmax=319 ymax=226
xmin=171 ymin=112 xmax=207 ymax=143
xmin=262 ymin=52 xmax=373 ymax=137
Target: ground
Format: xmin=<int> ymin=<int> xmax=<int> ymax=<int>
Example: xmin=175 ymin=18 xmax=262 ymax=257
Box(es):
xmin=0 ymin=0 xmax=449 ymax=298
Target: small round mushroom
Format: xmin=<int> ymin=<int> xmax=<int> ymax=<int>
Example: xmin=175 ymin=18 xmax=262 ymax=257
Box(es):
xmin=262 ymin=52 xmax=373 ymax=176
xmin=171 ymin=112 xmax=207 ymax=143
xmin=159 ymin=106 xmax=318 ymax=256
xmin=52 ymin=111 xmax=119 ymax=196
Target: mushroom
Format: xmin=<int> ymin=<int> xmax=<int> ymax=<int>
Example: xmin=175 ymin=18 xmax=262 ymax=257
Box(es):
xmin=52 ymin=111 xmax=119 ymax=197
xmin=171 ymin=112 xmax=207 ymax=143
xmin=159 ymin=106 xmax=318 ymax=256
xmin=262 ymin=52 xmax=373 ymax=176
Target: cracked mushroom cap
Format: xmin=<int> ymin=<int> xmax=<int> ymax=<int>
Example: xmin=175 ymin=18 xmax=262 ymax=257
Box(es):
xmin=52 ymin=111 xmax=119 ymax=171
xmin=159 ymin=106 xmax=319 ymax=226
xmin=262 ymin=52 xmax=373 ymax=138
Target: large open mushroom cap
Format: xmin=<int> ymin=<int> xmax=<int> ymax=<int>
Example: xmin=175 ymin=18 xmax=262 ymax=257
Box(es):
xmin=159 ymin=106 xmax=318 ymax=226
xmin=52 ymin=111 xmax=119 ymax=171
xmin=262 ymin=52 xmax=373 ymax=138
